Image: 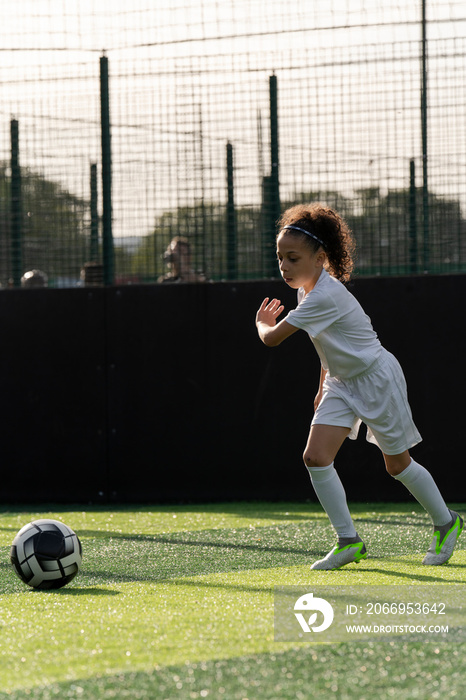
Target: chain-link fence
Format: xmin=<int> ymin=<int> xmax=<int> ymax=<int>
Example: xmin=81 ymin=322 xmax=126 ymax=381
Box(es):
xmin=1 ymin=1 xmax=465 ymax=287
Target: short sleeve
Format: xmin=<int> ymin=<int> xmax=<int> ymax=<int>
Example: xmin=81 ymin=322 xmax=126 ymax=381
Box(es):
xmin=285 ymin=290 xmax=340 ymax=337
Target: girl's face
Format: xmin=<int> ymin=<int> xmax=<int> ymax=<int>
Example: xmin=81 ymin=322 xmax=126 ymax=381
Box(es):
xmin=276 ymin=232 xmax=325 ymax=294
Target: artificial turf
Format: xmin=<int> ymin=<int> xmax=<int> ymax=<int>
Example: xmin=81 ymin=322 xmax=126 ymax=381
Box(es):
xmin=0 ymin=502 xmax=464 ymax=699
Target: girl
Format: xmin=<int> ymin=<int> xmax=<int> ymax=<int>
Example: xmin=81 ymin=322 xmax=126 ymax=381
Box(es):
xmin=256 ymin=203 xmax=463 ymax=570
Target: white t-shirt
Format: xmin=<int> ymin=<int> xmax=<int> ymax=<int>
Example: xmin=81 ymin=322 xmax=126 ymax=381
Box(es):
xmin=285 ymin=268 xmax=383 ymax=379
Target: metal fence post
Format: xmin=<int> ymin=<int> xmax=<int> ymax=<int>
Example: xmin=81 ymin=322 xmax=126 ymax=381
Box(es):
xmin=10 ymin=119 xmax=22 ymax=287
xmin=226 ymin=142 xmax=237 ymax=280
xmin=100 ymin=55 xmax=114 ymax=285
xmin=421 ymin=0 xmax=429 ymax=271
xmin=90 ymin=163 xmax=99 ymax=262
xmin=269 ymin=74 xmax=280 ymax=222
xmin=409 ymin=159 xmax=418 ymax=273
xmin=261 ymin=74 xmax=280 ymax=278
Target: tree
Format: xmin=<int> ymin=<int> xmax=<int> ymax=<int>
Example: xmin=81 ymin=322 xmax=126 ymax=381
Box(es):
xmin=348 ymin=188 xmax=466 ymax=275
xmin=131 ymin=202 xmax=264 ymax=282
xmin=125 ymin=187 xmax=466 ymax=283
xmin=0 ymin=164 xmax=90 ymax=287
xmin=283 ymin=187 xmax=466 ymax=275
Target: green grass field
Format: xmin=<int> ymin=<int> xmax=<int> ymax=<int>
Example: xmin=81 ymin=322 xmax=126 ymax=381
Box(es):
xmin=1 ymin=502 xmax=465 ymax=699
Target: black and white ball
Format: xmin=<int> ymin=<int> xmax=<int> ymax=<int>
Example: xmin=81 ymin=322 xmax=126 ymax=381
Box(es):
xmin=10 ymin=519 xmax=82 ymax=590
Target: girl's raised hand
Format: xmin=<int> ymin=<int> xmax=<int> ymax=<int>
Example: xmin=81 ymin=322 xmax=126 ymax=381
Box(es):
xmin=256 ymin=297 xmax=285 ymax=327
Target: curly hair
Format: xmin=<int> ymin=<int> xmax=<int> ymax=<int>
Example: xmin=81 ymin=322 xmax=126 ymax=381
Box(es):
xmin=277 ymin=203 xmax=355 ymax=282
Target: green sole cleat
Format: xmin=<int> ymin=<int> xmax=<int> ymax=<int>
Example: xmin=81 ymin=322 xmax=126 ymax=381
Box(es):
xmin=311 ymin=541 xmax=367 ymax=571
xmin=422 ymin=510 xmax=464 ymax=565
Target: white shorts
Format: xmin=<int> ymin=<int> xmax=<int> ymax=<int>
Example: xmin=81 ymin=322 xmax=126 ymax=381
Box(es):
xmin=312 ymin=349 xmax=422 ymax=455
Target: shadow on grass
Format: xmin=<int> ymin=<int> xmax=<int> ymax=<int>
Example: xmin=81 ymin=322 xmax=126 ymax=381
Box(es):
xmin=4 ymin=500 xmax=456 ymax=520
xmin=2 ymin=511 xmax=464 ymax=588
xmin=74 ymin=511 xmax=465 ymax=586
xmin=361 ymin=565 xmax=466 ymax=584
xmin=32 ymin=586 xmax=120 ymax=596
xmin=0 ymin=502 xmax=316 ymax=521
xmin=77 ymin=529 xmax=313 ymax=554
xmin=75 ymin=524 xmax=329 ymax=585
xmin=0 ymin=636 xmax=462 ymax=700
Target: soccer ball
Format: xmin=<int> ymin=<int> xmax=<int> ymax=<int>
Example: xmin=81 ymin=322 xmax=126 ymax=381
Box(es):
xmin=10 ymin=519 xmax=82 ymax=590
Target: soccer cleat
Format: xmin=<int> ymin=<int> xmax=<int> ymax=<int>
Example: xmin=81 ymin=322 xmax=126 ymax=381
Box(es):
xmin=422 ymin=510 xmax=464 ymax=566
xmin=311 ymin=539 xmax=367 ymax=571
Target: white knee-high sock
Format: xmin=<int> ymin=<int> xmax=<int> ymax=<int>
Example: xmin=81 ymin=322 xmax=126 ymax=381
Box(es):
xmin=307 ymin=463 xmax=357 ymax=539
xmin=393 ymin=459 xmax=451 ymax=526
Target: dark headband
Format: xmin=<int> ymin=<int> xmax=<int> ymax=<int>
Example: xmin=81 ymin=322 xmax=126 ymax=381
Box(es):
xmin=283 ymin=224 xmax=325 ymax=248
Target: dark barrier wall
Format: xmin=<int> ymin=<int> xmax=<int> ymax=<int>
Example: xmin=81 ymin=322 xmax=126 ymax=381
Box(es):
xmin=0 ymin=289 xmax=108 ymax=501
xmin=0 ymin=275 xmax=465 ymax=503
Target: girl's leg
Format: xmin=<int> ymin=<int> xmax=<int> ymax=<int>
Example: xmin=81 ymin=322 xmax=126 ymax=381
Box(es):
xmin=303 ymin=424 xmax=351 ymax=470
xmin=304 ymin=424 xmax=354 ymax=537
xmin=385 ymin=451 xmax=450 ymax=523
xmin=386 ymin=451 xmax=463 ymax=565
xmin=304 ymin=425 xmax=367 ymax=570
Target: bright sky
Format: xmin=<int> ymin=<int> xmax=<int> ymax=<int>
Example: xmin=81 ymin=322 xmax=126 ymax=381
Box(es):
xmin=2 ymin=0 xmax=464 ymax=52
xmin=1 ymin=0 xmax=465 ymax=238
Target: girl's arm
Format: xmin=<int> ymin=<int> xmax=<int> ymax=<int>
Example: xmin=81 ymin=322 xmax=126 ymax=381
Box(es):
xmin=256 ymin=297 xmax=298 ymax=347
